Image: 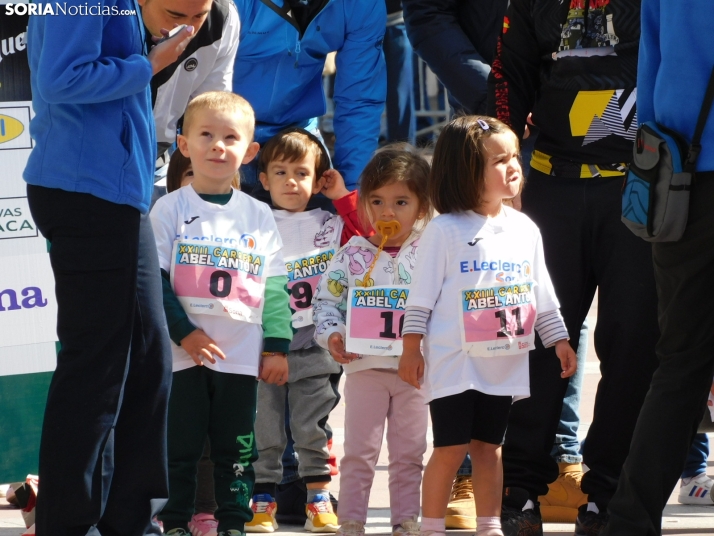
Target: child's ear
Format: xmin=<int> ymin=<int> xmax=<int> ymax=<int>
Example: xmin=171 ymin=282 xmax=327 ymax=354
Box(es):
xmin=417 ymin=203 xmax=429 ymax=221
xmin=242 ymin=141 xmax=260 ymax=164
xmin=177 ymin=135 xmax=190 ymax=158
xmin=313 ymin=174 xmax=327 ymax=194
xmin=258 ymin=172 xmax=270 ymax=191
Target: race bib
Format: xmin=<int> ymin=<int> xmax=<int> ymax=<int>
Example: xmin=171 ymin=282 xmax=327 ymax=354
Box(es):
xmin=285 ymin=248 xmax=335 ymax=328
xmin=346 ymin=285 xmax=409 ymax=356
xmin=459 ymin=282 xmax=536 ymax=357
xmin=170 ymin=240 xmax=266 ymax=323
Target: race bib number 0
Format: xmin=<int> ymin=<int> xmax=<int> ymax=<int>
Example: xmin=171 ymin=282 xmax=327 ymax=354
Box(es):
xmin=171 ymin=240 xmax=266 ymax=323
xmin=459 ymin=282 xmax=536 ymax=357
xmin=285 ymin=248 xmax=334 ymax=328
xmin=346 ymin=285 xmax=409 ymax=356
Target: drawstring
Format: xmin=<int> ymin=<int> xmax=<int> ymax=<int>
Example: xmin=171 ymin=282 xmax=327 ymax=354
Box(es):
xmin=360 ymin=220 xmax=401 ymax=287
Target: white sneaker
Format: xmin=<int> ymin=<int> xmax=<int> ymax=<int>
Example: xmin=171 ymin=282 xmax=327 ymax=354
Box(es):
xmin=392 ymin=517 xmax=421 ymax=536
xmin=336 ymin=520 xmax=364 ymax=536
xmin=678 ymin=473 xmax=714 ymax=505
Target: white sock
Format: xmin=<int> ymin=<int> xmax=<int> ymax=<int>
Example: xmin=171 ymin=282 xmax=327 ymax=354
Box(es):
xmin=476 ymin=516 xmax=503 ymax=536
xmin=587 ymin=502 xmax=599 ymax=514
xmin=420 ymin=517 xmax=445 ymax=536
xmin=522 ymin=499 xmax=534 ymax=511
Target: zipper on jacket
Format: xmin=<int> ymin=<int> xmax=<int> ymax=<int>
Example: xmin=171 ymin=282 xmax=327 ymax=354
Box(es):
xmin=258 ymin=0 xmax=331 ymax=44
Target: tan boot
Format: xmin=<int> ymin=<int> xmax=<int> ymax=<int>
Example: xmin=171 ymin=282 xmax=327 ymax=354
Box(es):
xmin=445 ymin=475 xmax=476 ymax=529
xmin=538 ymin=462 xmax=587 ymax=523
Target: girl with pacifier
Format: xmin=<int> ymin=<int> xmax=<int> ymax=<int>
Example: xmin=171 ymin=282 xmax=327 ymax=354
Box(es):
xmin=398 ymin=116 xmax=577 ymax=536
xmin=313 ymin=144 xmax=432 ymax=536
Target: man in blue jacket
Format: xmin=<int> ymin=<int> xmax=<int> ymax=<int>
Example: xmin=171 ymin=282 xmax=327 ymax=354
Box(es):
xmin=603 ymin=2 xmax=714 ymax=534
xmin=24 ymin=3 xmax=191 ymax=534
xmin=232 ymin=0 xmax=387 ymax=195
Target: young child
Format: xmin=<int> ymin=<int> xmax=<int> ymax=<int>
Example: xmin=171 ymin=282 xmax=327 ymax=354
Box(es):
xmin=313 ymin=145 xmax=432 ymax=536
xmin=166 ymin=151 xmax=195 ymax=192
xmin=150 ymin=91 xmax=293 ymax=536
xmin=398 ymin=116 xmax=577 ymax=536
xmin=245 ymin=127 xmax=366 ymax=534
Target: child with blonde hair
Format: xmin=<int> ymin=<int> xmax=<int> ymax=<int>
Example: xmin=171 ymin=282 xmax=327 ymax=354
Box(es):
xmin=151 ymin=91 xmax=293 ymax=536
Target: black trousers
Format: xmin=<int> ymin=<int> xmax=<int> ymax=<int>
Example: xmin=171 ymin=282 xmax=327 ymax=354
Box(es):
xmin=159 ymin=368 xmax=258 ymax=533
xmin=503 ymin=170 xmax=660 ymax=506
xmin=27 ymin=186 xmax=172 ymax=536
xmin=603 ymin=173 xmax=714 ymax=535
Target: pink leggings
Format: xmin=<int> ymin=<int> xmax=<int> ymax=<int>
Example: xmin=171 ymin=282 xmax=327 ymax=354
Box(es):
xmin=338 ymin=369 xmax=428 ymax=526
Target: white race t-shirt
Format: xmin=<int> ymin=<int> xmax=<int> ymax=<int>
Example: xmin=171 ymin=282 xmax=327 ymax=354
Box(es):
xmin=150 ymin=186 xmax=286 ymax=375
xmin=272 ymin=208 xmax=344 ymax=350
xmin=407 ymin=208 xmax=559 ymax=402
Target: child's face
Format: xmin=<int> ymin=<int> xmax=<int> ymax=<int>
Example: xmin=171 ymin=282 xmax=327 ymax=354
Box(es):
xmin=481 ymin=131 xmax=522 ymax=204
xmin=367 ymin=180 xmax=425 ymax=247
xmin=180 ymin=165 xmax=194 ymax=188
xmin=258 ymin=151 xmax=324 ymax=212
xmin=177 ymin=108 xmax=259 ymax=193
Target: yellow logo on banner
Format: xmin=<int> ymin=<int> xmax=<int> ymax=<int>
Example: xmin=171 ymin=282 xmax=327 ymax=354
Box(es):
xmin=0 ymin=115 xmax=24 ymax=144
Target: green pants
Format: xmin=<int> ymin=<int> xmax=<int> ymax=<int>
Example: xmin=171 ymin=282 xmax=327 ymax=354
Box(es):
xmin=159 ymin=367 xmax=258 ymax=533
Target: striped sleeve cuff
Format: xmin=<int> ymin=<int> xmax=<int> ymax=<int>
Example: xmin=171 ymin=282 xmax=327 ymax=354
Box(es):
xmin=534 ymin=309 xmax=569 ymax=348
xmin=402 ymin=305 xmax=431 ymax=336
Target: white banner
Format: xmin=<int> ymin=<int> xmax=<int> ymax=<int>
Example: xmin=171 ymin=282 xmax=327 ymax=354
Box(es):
xmin=0 ymin=253 xmax=58 ymax=348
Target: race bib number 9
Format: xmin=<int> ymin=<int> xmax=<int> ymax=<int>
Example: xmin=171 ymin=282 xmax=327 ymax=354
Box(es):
xmin=171 ymin=240 xmax=266 ymax=323
xmin=285 ymin=249 xmax=334 ymax=328
xmin=459 ymin=282 xmax=536 ymax=357
xmin=346 ymin=285 xmax=409 ymax=356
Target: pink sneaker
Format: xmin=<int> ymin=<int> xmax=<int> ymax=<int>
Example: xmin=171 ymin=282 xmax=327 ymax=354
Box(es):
xmin=188 ymin=513 xmax=219 ymax=536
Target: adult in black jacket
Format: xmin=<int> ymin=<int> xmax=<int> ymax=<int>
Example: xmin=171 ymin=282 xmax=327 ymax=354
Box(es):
xmin=487 ymin=1 xmax=659 ymax=535
xmin=403 ymin=0 xmax=508 ymax=115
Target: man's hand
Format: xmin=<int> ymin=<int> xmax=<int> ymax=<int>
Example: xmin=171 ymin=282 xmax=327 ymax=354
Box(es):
xmin=555 ymin=339 xmax=577 ymax=378
xmin=523 ymin=113 xmax=535 ymax=139
xmin=180 ymin=328 xmax=226 ymax=366
xmin=398 ymin=333 xmax=425 ymax=389
xmin=259 ymin=353 xmax=288 ymax=385
xmin=327 ymin=332 xmax=358 ymax=364
xmin=148 ymin=25 xmax=195 ymax=75
xmin=321 ymin=169 xmax=350 ymax=200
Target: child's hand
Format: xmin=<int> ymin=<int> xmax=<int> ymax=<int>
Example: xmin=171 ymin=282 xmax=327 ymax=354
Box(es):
xmin=259 ymin=353 xmax=288 ymax=385
xmin=321 ymin=169 xmax=350 ymax=200
xmin=398 ymin=346 xmax=425 ymax=389
xmin=327 ymin=332 xmax=358 ymax=364
xmin=555 ymin=339 xmax=577 ymax=378
xmin=180 ymin=329 xmax=226 ymax=366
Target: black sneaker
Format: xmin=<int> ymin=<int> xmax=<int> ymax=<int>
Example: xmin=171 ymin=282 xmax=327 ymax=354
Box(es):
xmin=275 ymin=481 xmax=339 ymax=524
xmin=275 ymin=480 xmax=308 ymax=525
xmin=501 ymin=487 xmax=543 ymax=536
xmin=574 ymin=504 xmax=609 ymax=536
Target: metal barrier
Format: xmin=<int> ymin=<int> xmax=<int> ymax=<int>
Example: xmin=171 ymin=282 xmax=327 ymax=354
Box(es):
xmin=414 ymin=56 xmax=451 ymax=139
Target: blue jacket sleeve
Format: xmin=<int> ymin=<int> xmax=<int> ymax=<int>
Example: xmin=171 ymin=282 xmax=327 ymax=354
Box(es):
xmin=637 ymin=0 xmax=660 ymax=126
xmin=332 ymin=0 xmax=387 ymax=190
xmin=403 ymin=0 xmax=492 ymax=115
xmin=29 ymin=0 xmax=153 ymax=104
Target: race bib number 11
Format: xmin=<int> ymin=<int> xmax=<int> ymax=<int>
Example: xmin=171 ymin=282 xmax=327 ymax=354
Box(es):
xmin=171 ymin=240 xmax=266 ymax=324
xmin=346 ymin=285 xmax=409 ymax=356
xmin=459 ymin=282 xmax=536 ymax=357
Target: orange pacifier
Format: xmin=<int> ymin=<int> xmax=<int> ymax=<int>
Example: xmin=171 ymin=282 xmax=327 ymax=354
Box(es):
xmin=360 ymin=220 xmax=402 ymax=287
xmin=374 ymin=220 xmax=401 ymax=239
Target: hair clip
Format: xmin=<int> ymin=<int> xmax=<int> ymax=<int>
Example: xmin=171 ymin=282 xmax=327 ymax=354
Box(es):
xmin=477 ymin=119 xmax=490 ymax=131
